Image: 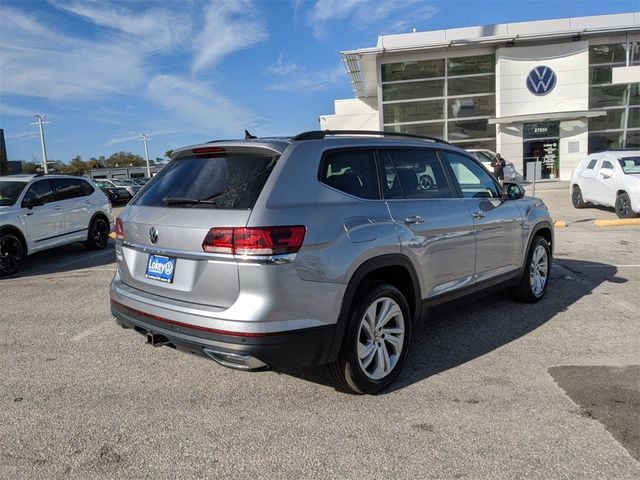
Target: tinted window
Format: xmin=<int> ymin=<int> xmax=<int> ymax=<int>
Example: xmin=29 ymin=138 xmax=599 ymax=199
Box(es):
xmin=23 ymin=180 xmax=54 ymax=206
xmin=79 ymin=180 xmax=95 ymax=196
xmin=441 ymin=152 xmax=500 ymax=198
xmin=601 ymin=160 xmax=614 ymax=169
xmin=320 ymin=150 xmax=379 ymax=199
xmin=381 ymin=149 xmax=452 ymax=199
xmin=132 ymin=154 xmax=277 ymax=209
xmin=586 ymin=159 xmax=598 ymax=169
xmin=0 ymin=181 xmax=27 ymax=206
xmin=52 ymin=178 xmax=83 ymax=200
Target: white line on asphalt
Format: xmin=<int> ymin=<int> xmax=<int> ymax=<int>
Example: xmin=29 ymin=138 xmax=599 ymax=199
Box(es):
xmin=71 ymin=320 xmax=111 ymax=341
xmin=570 ymin=264 xmax=640 ymax=268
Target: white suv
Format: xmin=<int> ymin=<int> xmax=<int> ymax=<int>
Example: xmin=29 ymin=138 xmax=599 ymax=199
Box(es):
xmin=0 ymin=174 xmax=114 ymax=275
xmin=570 ymin=150 xmax=640 ymax=218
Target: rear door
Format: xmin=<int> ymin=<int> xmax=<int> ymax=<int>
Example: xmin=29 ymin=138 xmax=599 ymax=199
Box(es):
xmin=439 ymin=151 xmax=524 ymax=283
xmin=592 ymin=158 xmax=617 ymax=206
xmin=50 ymin=178 xmax=90 ymax=235
xmin=578 ymin=158 xmax=600 ymax=203
xmin=21 ymin=179 xmax=64 ymax=247
xmin=380 ymin=148 xmax=476 ymax=300
xmin=117 ymin=148 xmax=278 ymax=307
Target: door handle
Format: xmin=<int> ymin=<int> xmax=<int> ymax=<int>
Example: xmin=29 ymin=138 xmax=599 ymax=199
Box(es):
xmin=405 ymin=216 xmax=424 ymax=225
xmin=471 ymin=211 xmax=486 ymax=219
xmin=17 ymin=212 xmax=34 ymax=218
xmin=53 ymin=206 xmax=61 ymax=210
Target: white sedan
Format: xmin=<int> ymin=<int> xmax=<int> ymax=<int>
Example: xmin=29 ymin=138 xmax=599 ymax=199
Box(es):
xmin=570 ymin=150 xmax=640 ymax=218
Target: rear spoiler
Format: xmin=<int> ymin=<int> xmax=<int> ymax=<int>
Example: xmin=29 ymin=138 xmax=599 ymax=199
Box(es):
xmin=171 ymin=143 xmax=285 ymax=160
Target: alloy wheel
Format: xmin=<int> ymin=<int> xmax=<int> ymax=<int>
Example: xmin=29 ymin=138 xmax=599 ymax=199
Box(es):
xmin=0 ymin=236 xmax=23 ymax=274
xmin=529 ymin=244 xmax=548 ymax=297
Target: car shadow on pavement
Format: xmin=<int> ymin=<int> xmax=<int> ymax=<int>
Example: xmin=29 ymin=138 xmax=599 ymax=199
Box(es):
xmin=1 ymin=242 xmax=116 ymax=279
xmin=281 ymin=259 xmax=626 ymax=394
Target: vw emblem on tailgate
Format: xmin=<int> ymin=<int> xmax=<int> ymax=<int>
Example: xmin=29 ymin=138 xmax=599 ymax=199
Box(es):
xmin=526 ymin=65 xmax=557 ymax=96
xmin=149 ymin=227 xmax=159 ymax=244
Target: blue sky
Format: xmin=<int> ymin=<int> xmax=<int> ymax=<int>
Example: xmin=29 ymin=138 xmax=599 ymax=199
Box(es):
xmin=1 ymin=0 xmax=638 ymax=162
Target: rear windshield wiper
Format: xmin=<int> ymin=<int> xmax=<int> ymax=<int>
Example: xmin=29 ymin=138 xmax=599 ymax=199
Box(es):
xmin=163 ymin=190 xmax=228 ymax=206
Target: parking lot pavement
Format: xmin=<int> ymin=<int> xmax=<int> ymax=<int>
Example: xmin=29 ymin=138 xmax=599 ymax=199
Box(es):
xmin=1 ymin=192 xmax=639 ymax=479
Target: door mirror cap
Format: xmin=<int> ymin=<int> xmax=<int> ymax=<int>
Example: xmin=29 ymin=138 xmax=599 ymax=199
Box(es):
xmin=23 ymin=198 xmax=44 ymax=209
xmin=503 ymin=182 xmax=525 ymax=200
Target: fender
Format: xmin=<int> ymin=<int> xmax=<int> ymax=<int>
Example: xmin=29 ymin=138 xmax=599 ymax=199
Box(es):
xmin=523 ymin=220 xmax=554 ymax=266
xmin=324 ymin=253 xmax=421 ymax=363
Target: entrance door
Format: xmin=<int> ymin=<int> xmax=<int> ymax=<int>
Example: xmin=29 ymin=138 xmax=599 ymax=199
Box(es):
xmin=523 ymin=122 xmax=560 ymax=181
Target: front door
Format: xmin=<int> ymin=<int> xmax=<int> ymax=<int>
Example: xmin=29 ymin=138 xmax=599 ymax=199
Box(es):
xmin=523 ymin=122 xmax=560 ymax=180
xmin=20 ymin=179 xmax=64 ymax=249
xmin=379 ymin=149 xmax=476 ymax=300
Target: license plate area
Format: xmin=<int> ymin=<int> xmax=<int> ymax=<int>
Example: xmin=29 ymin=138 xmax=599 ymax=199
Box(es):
xmin=145 ymin=254 xmax=176 ymax=283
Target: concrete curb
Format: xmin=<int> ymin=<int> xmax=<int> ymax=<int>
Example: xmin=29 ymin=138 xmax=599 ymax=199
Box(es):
xmin=594 ymin=218 xmax=640 ymax=227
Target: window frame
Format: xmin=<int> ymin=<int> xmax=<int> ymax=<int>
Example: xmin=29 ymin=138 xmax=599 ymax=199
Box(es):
xmin=21 ymin=179 xmax=55 ymax=208
xmin=318 ymin=147 xmax=383 ymax=200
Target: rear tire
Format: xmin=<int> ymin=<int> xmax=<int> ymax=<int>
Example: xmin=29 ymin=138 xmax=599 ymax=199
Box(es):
xmin=0 ymin=232 xmax=25 ymax=276
xmin=510 ymin=235 xmax=550 ymax=303
xmin=328 ymin=284 xmax=412 ymax=394
xmin=571 ymin=185 xmax=587 ymax=209
xmin=615 ymin=192 xmax=636 ymax=219
xmin=85 ymin=216 xmax=110 ymax=250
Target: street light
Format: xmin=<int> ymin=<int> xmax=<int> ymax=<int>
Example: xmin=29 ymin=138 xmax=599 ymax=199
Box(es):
xmin=140 ymin=134 xmax=151 ymax=178
xmin=31 ymin=114 xmax=49 ymax=174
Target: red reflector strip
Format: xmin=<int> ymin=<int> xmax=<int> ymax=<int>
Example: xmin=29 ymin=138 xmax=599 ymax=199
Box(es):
xmin=192 ymin=146 xmax=226 ymax=154
xmin=115 ymin=218 xmax=125 ymax=240
xmin=110 ymin=299 xmax=275 ymax=337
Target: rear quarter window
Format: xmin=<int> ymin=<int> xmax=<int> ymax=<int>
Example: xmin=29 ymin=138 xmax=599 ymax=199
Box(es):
xmin=132 ymin=154 xmax=278 ymax=209
xmin=319 ymin=149 xmax=380 ymax=199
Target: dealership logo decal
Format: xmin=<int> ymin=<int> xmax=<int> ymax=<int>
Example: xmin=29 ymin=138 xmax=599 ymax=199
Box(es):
xmin=149 ymin=226 xmax=158 ymax=244
xmin=526 ymin=65 xmax=557 ymax=96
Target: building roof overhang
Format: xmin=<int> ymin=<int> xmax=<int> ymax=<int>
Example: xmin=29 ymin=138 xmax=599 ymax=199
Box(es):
xmin=488 ymin=110 xmax=607 ymax=125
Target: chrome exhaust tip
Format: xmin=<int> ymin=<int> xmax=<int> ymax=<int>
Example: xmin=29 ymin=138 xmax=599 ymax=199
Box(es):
xmin=202 ymin=348 xmax=268 ymax=371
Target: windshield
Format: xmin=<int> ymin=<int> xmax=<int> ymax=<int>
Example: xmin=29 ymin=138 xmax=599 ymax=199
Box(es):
xmin=0 ymin=181 xmax=28 ymax=206
xmin=111 ymin=179 xmax=134 ymax=186
xmin=95 ymin=180 xmax=110 ymax=188
xmin=131 ymin=154 xmax=277 ymax=209
xmin=618 ymin=156 xmax=640 ymax=174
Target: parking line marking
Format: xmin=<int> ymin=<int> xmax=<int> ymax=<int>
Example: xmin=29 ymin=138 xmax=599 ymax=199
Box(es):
xmin=576 ymin=264 xmax=640 ymax=268
xmin=71 ymin=320 xmax=111 ymax=341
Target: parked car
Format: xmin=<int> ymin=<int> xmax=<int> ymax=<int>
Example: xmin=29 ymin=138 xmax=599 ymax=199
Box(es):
xmin=94 ymin=181 xmax=131 ymax=205
xmin=94 ymin=178 xmax=142 ymax=198
xmin=131 ymin=177 xmax=150 ymax=186
xmin=467 ymin=149 xmax=522 ymax=183
xmin=0 ymin=174 xmax=113 ymax=275
xmin=570 ymin=150 xmax=640 ymax=218
xmin=110 ymin=130 xmax=553 ymax=394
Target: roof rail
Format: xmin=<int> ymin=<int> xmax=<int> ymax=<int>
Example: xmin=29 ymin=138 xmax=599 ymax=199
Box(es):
xmin=292 ymin=130 xmax=451 ymax=145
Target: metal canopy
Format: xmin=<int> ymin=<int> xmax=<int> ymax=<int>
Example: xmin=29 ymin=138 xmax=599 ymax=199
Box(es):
xmin=488 ymin=110 xmax=607 ymax=125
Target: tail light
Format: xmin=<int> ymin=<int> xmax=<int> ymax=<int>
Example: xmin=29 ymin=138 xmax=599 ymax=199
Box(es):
xmin=202 ymin=226 xmax=306 ymax=255
xmin=115 ymin=217 xmax=125 ymax=240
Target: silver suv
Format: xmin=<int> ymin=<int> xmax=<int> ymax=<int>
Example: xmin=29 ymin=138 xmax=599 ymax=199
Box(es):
xmin=110 ymin=131 xmax=553 ymax=394
xmin=1 ymin=174 xmax=113 ymax=275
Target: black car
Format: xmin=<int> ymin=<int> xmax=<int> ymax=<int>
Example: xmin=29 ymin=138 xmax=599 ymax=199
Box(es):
xmin=98 ymin=186 xmax=131 ymax=205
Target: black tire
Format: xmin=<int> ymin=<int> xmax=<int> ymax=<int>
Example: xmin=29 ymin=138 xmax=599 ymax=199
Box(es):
xmin=510 ymin=235 xmax=551 ymax=303
xmin=85 ymin=216 xmax=110 ymax=250
xmin=615 ymin=192 xmax=636 ymax=219
xmin=328 ymin=283 xmax=412 ymax=394
xmin=571 ymin=185 xmax=587 ymax=209
xmin=0 ymin=232 xmax=25 ymax=276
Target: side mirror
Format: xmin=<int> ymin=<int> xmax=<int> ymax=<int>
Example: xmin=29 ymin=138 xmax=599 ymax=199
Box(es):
xmin=503 ymin=182 xmax=525 ymax=200
xmin=23 ymin=197 xmax=44 ymax=209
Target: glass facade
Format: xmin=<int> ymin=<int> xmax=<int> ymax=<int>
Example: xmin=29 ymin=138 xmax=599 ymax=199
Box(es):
xmin=381 ymin=54 xmax=496 ymax=151
xmin=588 ymin=42 xmax=640 ymax=152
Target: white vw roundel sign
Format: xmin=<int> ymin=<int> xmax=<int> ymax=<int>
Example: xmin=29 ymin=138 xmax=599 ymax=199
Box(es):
xmin=526 ymin=65 xmax=557 ymax=96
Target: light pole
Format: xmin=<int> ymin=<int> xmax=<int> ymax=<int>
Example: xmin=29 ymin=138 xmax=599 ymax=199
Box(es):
xmin=31 ymin=114 xmax=49 ymax=174
xmin=140 ymin=134 xmax=151 ymax=178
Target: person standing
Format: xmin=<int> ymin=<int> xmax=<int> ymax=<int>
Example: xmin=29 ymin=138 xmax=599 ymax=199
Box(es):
xmin=492 ymin=153 xmax=506 ymax=184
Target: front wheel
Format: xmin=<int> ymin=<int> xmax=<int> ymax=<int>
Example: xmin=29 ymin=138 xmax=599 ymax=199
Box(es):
xmin=615 ymin=192 xmax=636 ymax=219
xmin=0 ymin=232 xmax=24 ymax=276
xmin=510 ymin=235 xmax=551 ymax=303
xmin=85 ymin=217 xmax=110 ymax=250
xmin=328 ymin=284 xmax=412 ymax=394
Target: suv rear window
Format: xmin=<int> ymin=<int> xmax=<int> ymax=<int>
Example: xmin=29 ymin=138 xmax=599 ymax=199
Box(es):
xmin=132 ymin=154 xmax=277 ymax=209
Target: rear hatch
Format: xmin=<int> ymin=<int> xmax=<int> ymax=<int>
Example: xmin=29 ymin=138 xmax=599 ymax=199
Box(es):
xmin=116 ymin=145 xmax=280 ymax=308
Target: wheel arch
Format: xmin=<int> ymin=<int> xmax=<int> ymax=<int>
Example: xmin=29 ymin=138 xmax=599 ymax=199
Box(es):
xmin=325 ymin=254 xmax=421 ymax=364
xmin=0 ymin=224 xmax=28 ymax=255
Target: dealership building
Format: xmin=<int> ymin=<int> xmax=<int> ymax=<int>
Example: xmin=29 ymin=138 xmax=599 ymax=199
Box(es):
xmin=322 ymin=12 xmax=640 ymax=180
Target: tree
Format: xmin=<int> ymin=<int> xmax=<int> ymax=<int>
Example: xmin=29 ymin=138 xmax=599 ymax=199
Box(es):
xmin=63 ymin=155 xmax=88 ymax=176
xmin=165 ymin=149 xmax=173 ymax=159
xmin=106 ymin=151 xmax=145 ymax=168
xmin=22 ymin=161 xmax=39 ymax=173
xmin=87 ymin=157 xmax=105 ymax=169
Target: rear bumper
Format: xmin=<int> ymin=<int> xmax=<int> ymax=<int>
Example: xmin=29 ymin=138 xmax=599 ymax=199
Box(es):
xmin=110 ymin=299 xmax=336 ymax=369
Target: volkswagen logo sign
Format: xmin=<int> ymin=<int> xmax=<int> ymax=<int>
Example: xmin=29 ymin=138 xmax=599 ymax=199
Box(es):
xmin=526 ymin=65 xmax=557 ymax=96
xmin=149 ymin=227 xmax=159 ymax=244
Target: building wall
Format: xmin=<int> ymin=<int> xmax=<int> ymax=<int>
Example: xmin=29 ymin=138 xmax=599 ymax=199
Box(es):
xmin=320 ymin=98 xmax=379 ymax=130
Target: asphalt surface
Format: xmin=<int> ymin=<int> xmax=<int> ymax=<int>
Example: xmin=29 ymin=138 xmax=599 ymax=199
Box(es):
xmin=1 ymin=186 xmax=639 ymax=479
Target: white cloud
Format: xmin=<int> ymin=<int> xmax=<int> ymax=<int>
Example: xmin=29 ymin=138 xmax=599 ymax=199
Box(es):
xmin=147 ymin=75 xmax=261 ymax=137
xmin=106 ymin=129 xmax=182 ymax=147
xmin=305 ymin=0 xmax=438 ymax=38
xmin=192 ymin=0 xmax=268 ymax=73
xmin=0 ymin=103 xmax=39 ymax=117
xmin=266 ymin=55 xmax=345 ymax=92
xmin=0 ymin=6 xmax=146 ymax=100
xmin=5 ymin=130 xmax=41 ymax=142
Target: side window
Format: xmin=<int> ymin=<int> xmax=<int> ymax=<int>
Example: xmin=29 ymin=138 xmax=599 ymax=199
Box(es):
xmin=586 ymin=159 xmax=598 ymax=169
xmin=23 ymin=180 xmax=54 ymax=206
xmin=441 ymin=152 xmax=501 ymax=199
xmin=381 ymin=149 xmax=453 ymax=199
xmin=79 ymin=180 xmax=95 ymax=196
xmin=52 ymin=178 xmax=82 ymax=201
xmin=320 ymin=149 xmax=380 ymax=199
xmin=601 ymin=160 xmax=614 ymax=169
